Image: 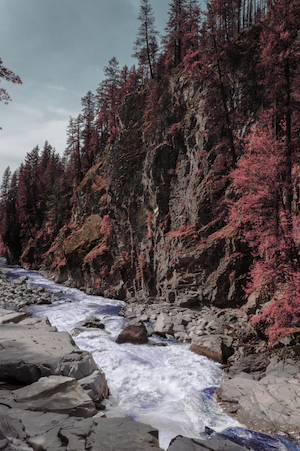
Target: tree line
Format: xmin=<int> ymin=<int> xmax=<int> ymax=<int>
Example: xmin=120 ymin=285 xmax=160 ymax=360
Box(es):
xmin=1 ymin=0 xmax=300 ymax=342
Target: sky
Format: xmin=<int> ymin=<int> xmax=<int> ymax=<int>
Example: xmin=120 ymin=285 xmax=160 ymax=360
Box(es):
xmin=0 ymin=0 xmax=170 ymax=178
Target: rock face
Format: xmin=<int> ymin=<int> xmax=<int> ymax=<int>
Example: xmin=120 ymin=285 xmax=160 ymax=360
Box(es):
xmin=38 ymin=74 xmax=250 ymax=308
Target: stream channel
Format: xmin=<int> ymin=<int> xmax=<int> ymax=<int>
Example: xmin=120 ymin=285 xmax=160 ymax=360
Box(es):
xmin=1 ymin=260 xmax=299 ymax=451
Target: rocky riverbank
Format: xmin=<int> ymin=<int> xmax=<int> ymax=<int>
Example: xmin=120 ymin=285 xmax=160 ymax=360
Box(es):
xmin=119 ymin=295 xmax=300 ymax=446
xmin=0 ymin=268 xmax=299 ymax=450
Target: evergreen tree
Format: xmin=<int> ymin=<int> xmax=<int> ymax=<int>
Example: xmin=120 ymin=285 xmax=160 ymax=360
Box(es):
xmin=81 ymin=90 xmax=96 ymax=171
xmin=133 ymin=0 xmax=159 ymax=79
xmin=162 ymin=0 xmax=189 ymax=71
xmin=96 ymin=57 xmax=121 ymax=144
xmin=65 ymin=115 xmax=83 ymax=184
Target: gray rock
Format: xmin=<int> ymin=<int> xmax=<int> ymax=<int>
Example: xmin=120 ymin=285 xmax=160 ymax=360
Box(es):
xmin=0 ymin=414 xmax=33 ymax=451
xmin=154 ymin=313 xmax=174 ymax=336
xmin=2 ymin=408 xmax=71 ymax=451
xmin=1 ymin=409 xmax=163 ymax=451
xmin=0 ymin=308 xmax=27 ymax=325
xmin=86 ymin=417 xmax=162 ymax=451
xmin=167 ymin=435 xmax=249 ymax=450
xmin=12 ymin=375 xmax=96 ymax=417
xmin=217 ymin=374 xmax=300 ymax=440
xmin=190 ymin=335 xmax=234 ymax=364
xmin=79 ymin=370 xmax=109 ymax=401
xmin=0 ymin=319 xmax=99 ymax=383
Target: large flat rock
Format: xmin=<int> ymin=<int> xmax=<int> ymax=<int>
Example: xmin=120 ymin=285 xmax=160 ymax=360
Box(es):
xmin=13 ymin=375 xmax=97 ymax=417
xmin=217 ymin=374 xmax=300 ymax=440
xmin=0 ymin=317 xmax=99 ymax=383
xmin=168 ymin=435 xmax=250 ymax=450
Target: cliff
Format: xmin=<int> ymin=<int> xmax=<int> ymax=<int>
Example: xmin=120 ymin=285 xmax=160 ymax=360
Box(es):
xmin=42 ymin=74 xmax=251 ymax=308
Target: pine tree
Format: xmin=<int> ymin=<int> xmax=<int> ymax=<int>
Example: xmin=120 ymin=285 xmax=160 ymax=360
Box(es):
xmin=133 ymin=0 xmax=159 ymax=79
xmin=0 ymin=169 xmax=21 ymax=262
xmin=65 ymin=115 xmax=83 ymax=184
xmin=96 ymin=57 xmax=121 ymax=144
xmin=81 ymin=90 xmax=96 ymax=171
xmin=162 ymin=0 xmax=189 ymax=71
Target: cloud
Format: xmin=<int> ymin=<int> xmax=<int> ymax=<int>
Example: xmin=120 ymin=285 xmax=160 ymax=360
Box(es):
xmin=47 ymin=85 xmax=67 ymax=92
xmin=0 ymin=117 xmax=69 ymax=175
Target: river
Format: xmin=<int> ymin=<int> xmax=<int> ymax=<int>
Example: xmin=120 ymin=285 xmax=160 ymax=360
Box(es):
xmin=1 ymin=259 xmax=299 ymax=451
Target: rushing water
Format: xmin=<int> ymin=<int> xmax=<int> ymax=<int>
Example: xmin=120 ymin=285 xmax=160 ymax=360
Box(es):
xmin=1 ymin=260 xmax=299 ymax=451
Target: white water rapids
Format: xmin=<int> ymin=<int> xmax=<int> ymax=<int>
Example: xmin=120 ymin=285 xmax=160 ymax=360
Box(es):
xmin=1 ymin=261 xmax=300 ymax=451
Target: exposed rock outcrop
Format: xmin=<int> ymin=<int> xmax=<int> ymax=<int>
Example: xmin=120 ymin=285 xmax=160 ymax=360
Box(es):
xmin=41 ymin=74 xmax=250 ymax=310
xmin=216 ymin=348 xmax=300 ymax=443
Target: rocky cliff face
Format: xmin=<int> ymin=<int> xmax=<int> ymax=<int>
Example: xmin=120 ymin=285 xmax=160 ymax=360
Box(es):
xmin=44 ymin=74 xmax=250 ymax=308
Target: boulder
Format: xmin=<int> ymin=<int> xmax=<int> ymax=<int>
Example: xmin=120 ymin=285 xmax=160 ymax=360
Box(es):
xmin=85 ymin=417 xmax=161 ymax=451
xmin=0 ymin=318 xmax=100 ymax=384
xmin=78 ymin=370 xmax=109 ymax=401
xmin=190 ymin=335 xmax=234 ymax=364
xmin=12 ymin=375 xmax=96 ymax=417
xmin=227 ymin=353 xmax=269 ymax=379
xmin=81 ymin=316 xmax=105 ymax=329
xmin=0 ymin=407 xmax=73 ymax=451
xmin=154 ymin=313 xmax=174 ymax=336
xmin=116 ymin=322 xmax=148 ymax=344
xmin=0 ymin=414 xmax=32 ymax=451
xmin=167 ymin=435 xmax=250 ymax=450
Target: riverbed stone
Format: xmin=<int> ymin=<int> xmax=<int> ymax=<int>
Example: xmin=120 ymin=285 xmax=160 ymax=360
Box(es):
xmin=190 ymin=335 xmax=234 ymax=364
xmin=78 ymin=370 xmax=109 ymax=401
xmin=11 ymin=375 xmax=96 ymax=417
xmin=0 ymin=408 xmax=163 ymax=451
xmin=0 ymin=308 xmax=27 ymax=325
xmin=116 ymin=322 xmax=148 ymax=344
xmin=0 ymin=319 xmax=100 ymax=384
xmin=86 ymin=417 xmax=161 ymax=451
xmin=167 ymin=435 xmax=250 ymax=450
xmin=154 ymin=312 xmax=174 ymax=336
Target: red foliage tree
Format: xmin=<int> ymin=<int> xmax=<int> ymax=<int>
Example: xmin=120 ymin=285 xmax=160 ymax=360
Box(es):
xmin=259 ymin=0 xmax=300 ymax=217
xmin=229 ymin=117 xmax=300 ymax=343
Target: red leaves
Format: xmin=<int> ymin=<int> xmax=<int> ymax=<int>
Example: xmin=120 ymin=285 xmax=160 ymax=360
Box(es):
xmin=229 ymin=117 xmax=300 ymax=343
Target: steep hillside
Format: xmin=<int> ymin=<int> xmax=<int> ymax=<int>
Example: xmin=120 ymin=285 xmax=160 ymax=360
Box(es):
xmin=42 ymin=74 xmax=251 ymax=308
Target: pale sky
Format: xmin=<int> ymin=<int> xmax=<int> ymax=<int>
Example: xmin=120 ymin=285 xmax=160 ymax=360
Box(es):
xmin=0 ymin=0 xmax=170 ymax=177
